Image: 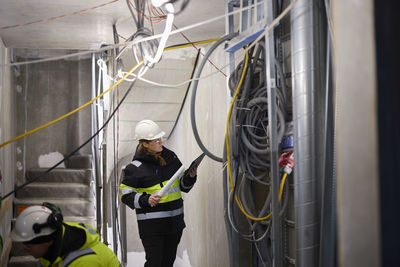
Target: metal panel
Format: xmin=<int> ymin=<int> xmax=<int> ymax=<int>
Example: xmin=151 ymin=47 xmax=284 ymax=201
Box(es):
xmin=264 ymin=0 xmax=283 ymax=265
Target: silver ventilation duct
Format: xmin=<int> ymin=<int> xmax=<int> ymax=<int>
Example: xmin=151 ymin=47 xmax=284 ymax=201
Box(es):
xmin=291 ymin=0 xmax=326 ymax=266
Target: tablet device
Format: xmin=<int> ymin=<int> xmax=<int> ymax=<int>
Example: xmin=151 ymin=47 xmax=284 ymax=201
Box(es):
xmin=187 ymin=153 xmax=205 ymax=174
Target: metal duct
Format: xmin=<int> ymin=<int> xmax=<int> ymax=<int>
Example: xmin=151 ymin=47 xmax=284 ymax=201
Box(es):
xmin=290 ymin=0 xmax=326 ymax=266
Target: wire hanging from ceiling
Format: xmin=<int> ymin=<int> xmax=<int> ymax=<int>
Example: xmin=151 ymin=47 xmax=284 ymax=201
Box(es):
xmin=0 ymin=0 xmax=119 ymax=30
xmin=2 ymin=1 xmax=268 ymax=67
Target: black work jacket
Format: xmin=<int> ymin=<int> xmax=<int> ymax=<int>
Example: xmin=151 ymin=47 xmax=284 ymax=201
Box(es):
xmin=120 ymin=146 xmax=196 ymax=238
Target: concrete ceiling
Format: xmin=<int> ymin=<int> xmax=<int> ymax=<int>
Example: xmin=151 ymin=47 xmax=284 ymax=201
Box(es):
xmin=0 ymin=0 xmax=231 ymax=151
xmin=0 ymin=0 xmax=226 ymax=50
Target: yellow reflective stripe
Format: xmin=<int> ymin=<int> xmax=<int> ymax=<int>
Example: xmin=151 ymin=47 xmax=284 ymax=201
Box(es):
xmin=121 ymin=176 xmax=183 ymax=204
xmin=158 ymin=177 xmax=180 ymax=193
xmin=172 ymin=177 xmax=181 ymax=187
xmin=137 ymin=184 xmax=161 ymax=195
xmin=160 ymin=190 xmax=182 ymax=203
xmin=119 ymin=184 xmax=131 ymax=190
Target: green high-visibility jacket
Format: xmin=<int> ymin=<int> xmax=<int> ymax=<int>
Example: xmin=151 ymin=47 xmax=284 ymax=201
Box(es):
xmin=119 ymin=146 xmax=196 ymax=238
xmin=38 ymin=222 xmax=121 ymax=267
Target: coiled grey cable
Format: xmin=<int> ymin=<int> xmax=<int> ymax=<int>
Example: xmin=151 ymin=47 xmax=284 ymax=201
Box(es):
xmin=190 ymin=32 xmax=239 ymax=162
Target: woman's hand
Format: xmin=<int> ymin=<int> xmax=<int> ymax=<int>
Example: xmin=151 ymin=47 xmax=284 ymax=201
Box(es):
xmin=148 ymin=194 xmax=161 ymax=207
xmin=189 ymin=164 xmax=198 ymax=178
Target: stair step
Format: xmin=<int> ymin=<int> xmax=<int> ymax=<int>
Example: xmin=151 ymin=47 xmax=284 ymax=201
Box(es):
xmin=8 ymin=255 xmax=38 ymax=267
xmin=10 ymin=157 xmax=95 ymax=267
xmin=14 ymin=198 xmax=95 ymax=217
xmin=15 ymin=182 xmax=93 ymax=199
xmin=26 ymin=168 xmax=92 ymax=184
xmin=66 ymin=154 xmax=92 ymax=169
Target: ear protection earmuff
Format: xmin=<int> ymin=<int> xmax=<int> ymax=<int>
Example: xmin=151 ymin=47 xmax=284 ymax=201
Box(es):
xmin=32 ymin=202 xmax=64 ymax=234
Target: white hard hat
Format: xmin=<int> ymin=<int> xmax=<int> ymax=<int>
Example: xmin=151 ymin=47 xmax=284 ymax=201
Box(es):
xmin=11 ymin=206 xmax=57 ymax=242
xmin=135 ymin=120 xmax=165 ymax=141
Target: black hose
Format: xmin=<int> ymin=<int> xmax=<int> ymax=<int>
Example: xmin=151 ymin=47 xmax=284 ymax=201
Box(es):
xmin=190 ymin=32 xmax=238 ymax=162
xmin=169 ymin=49 xmax=201 ymax=137
xmin=126 ymin=0 xmax=138 ymax=27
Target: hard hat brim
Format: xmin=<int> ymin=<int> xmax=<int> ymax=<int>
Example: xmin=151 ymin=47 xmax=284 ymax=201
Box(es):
xmin=136 ymin=130 xmax=165 ymax=141
xmin=11 ymin=229 xmax=30 ymax=242
xmin=152 ymin=130 xmax=165 ymax=140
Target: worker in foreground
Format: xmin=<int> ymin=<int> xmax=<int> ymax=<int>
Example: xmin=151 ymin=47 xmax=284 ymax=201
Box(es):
xmin=120 ymin=119 xmax=198 ymax=267
xmin=11 ymin=203 xmax=121 ymax=267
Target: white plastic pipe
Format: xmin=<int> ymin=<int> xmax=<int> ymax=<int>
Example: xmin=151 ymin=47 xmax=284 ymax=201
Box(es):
xmin=146 ymin=3 xmax=175 ymax=65
xmin=156 ymin=165 xmax=185 ymax=196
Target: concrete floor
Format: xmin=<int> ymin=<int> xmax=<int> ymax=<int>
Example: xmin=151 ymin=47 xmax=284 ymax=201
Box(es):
xmin=127 ymin=250 xmax=192 ymax=267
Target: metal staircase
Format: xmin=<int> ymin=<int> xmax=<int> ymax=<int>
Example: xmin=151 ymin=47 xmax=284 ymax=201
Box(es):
xmin=8 ymin=154 xmax=96 ymax=267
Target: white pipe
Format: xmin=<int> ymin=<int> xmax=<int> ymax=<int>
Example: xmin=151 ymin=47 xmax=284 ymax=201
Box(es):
xmin=156 ymin=165 xmax=185 ymax=196
xmin=146 ymin=4 xmax=175 ymax=65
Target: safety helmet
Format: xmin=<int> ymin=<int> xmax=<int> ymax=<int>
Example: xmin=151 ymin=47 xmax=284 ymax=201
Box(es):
xmin=11 ymin=205 xmax=59 ymax=242
xmin=135 ymin=120 xmax=165 ymax=141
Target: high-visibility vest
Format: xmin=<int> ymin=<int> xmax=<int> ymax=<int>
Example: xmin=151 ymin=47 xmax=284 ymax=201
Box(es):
xmin=120 ymin=162 xmax=184 ymax=205
xmin=38 ymin=222 xmax=121 ymax=267
xmin=119 ymin=147 xmax=196 ymax=238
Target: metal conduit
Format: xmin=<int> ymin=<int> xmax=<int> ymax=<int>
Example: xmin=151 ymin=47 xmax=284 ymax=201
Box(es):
xmin=91 ymin=53 xmax=103 ymax=234
xmin=291 ymin=0 xmax=326 ymax=266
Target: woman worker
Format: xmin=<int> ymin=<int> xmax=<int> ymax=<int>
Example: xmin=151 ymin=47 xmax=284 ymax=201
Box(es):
xmin=119 ymin=119 xmax=197 ymax=267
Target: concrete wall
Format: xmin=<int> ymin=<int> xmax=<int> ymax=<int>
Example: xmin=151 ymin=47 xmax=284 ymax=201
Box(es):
xmin=14 ymin=56 xmax=92 ymax=183
xmin=333 ymin=0 xmax=380 ymax=267
xmin=0 ymin=38 xmax=15 ymax=261
xmin=167 ymin=46 xmax=230 ymax=267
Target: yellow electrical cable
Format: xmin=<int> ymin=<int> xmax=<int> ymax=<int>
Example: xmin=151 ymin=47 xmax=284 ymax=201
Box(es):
xmin=0 ymin=37 xmax=218 ymax=150
xmin=0 ymin=61 xmax=144 ymax=149
xmin=225 ymin=49 xmax=287 ymax=221
xmin=164 ymin=38 xmax=221 ymax=51
xmin=279 ymin=172 xmax=288 ymax=200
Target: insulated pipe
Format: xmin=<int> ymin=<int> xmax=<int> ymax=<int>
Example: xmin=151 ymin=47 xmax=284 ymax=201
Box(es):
xmin=91 ymin=53 xmax=102 ymax=234
xmin=291 ymin=0 xmax=326 ymax=266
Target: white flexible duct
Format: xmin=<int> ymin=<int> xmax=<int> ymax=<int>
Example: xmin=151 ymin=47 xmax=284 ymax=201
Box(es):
xmin=146 ymin=4 xmax=175 ymax=66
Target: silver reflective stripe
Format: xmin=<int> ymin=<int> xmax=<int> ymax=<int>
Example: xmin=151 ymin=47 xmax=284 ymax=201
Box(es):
xmin=131 ymin=160 xmax=142 ymax=167
xmin=136 ymin=207 xmax=183 ymax=221
xmin=164 ymin=185 xmax=180 ymax=195
xmin=120 ymin=187 xmax=137 ymax=195
xmin=80 ymin=223 xmax=97 ymax=234
xmin=180 ymin=178 xmax=193 ymax=190
xmin=37 ymin=261 xmax=45 ymax=267
xmin=62 ymin=248 xmax=95 ymax=267
xmin=134 ymin=193 xmax=142 ymax=209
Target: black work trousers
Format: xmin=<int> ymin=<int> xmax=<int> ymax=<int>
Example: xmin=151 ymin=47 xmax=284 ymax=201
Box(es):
xmin=141 ymin=230 xmax=183 ymax=267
